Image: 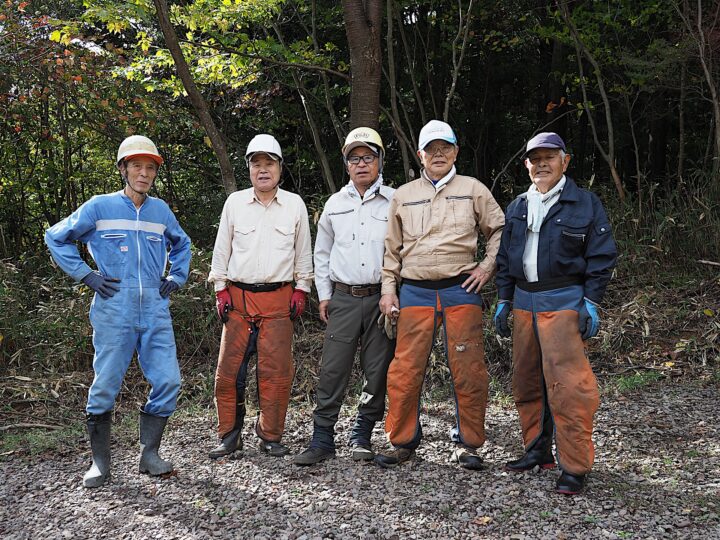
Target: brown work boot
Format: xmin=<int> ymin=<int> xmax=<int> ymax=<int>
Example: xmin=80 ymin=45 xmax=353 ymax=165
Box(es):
xmin=374 ymin=447 xmax=414 ymax=468
xmin=450 ymin=445 xmax=485 ymax=471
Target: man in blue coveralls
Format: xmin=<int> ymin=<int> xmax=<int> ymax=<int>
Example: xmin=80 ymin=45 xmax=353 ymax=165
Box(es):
xmin=45 ymin=135 xmax=192 ymax=488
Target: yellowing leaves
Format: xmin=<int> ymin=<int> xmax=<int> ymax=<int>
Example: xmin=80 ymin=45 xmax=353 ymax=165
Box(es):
xmin=106 ymin=20 xmax=127 ymax=34
xmin=703 ymin=309 xmax=715 ymax=317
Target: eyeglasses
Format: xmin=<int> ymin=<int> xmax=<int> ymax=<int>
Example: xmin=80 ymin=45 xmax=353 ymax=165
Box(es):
xmin=423 ymin=143 xmax=455 ymax=156
xmin=347 ymin=154 xmax=378 ymax=165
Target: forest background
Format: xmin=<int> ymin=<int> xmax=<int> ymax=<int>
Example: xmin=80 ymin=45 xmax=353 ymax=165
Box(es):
xmin=1 ymin=0 xmax=719 ymax=428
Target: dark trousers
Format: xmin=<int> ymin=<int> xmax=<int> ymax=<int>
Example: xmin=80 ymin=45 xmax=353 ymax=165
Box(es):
xmin=311 ymin=289 xmax=395 ymax=450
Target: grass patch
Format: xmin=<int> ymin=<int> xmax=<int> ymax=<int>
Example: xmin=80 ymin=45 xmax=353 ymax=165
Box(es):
xmin=615 ymin=370 xmax=663 ymax=393
xmin=0 ymin=423 xmax=84 ymax=460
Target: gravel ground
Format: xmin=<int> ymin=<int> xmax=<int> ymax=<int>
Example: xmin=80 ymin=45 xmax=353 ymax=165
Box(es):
xmin=1 ymin=380 xmax=719 ymax=540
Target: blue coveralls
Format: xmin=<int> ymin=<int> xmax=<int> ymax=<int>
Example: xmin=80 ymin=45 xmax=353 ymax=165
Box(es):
xmin=45 ymin=190 xmax=191 ymax=417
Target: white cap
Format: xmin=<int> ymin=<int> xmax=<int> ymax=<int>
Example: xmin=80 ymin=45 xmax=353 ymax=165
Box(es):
xmin=245 ymin=134 xmax=282 ymax=162
xmin=418 ymin=120 xmax=457 ymax=151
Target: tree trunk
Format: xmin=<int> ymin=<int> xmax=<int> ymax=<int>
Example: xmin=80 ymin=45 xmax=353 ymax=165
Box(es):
xmin=386 ymin=0 xmax=411 ymax=181
xmin=152 ymin=0 xmax=237 ymax=195
xmin=342 ymin=0 xmax=383 ymax=128
xmin=560 ymin=0 xmax=625 ymax=202
xmin=546 ymin=38 xmax=568 ymax=139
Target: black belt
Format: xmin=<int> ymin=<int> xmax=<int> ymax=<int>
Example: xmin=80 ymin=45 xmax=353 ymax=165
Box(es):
xmin=333 ymin=282 xmax=381 ymax=297
xmin=231 ymin=281 xmax=287 ymax=293
xmin=402 ymin=274 xmax=469 ymax=290
xmin=516 ymin=276 xmax=583 ymax=293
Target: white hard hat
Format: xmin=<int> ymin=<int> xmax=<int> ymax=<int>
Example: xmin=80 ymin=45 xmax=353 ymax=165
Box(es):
xmin=342 ymin=127 xmax=384 ymax=157
xmin=117 ymin=135 xmax=163 ymax=166
xmin=245 ymin=134 xmax=283 ymax=162
xmin=418 ymin=120 xmax=457 ymax=151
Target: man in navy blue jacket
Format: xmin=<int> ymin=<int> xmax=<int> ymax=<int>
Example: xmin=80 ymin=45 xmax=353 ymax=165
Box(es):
xmin=494 ymin=132 xmax=617 ymax=495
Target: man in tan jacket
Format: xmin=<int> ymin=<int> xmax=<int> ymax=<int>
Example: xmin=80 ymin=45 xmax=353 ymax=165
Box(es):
xmin=375 ymin=120 xmax=504 ymax=469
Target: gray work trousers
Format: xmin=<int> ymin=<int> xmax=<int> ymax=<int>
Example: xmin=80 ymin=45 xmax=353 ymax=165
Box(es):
xmin=311 ymin=289 xmax=395 ymax=450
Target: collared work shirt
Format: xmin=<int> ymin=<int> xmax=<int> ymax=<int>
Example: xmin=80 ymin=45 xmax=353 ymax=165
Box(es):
xmin=382 ymin=172 xmax=505 ymax=295
xmin=209 ymin=188 xmax=313 ymax=292
xmin=314 ymin=181 xmax=395 ymax=302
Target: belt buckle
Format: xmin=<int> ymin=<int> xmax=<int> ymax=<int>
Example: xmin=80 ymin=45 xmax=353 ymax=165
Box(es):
xmin=350 ymin=285 xmax=364 ymax=297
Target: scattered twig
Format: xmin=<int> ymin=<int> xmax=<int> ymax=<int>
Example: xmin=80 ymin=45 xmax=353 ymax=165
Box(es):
xmin=0 ymin=423 xmax=64 ymax=432
xmin=697 ymin=259 xmax=720 ymax=267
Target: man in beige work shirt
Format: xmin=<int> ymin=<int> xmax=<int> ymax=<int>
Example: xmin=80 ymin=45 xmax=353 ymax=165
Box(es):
xmin=375 ymin=120 xmax=505 ymax=470
xmin=208 ymin=134 xmax=313 ymax=459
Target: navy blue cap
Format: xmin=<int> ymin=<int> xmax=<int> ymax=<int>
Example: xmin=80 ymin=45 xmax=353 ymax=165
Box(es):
xmin=524 ymin=132 xmax=566 ymax=157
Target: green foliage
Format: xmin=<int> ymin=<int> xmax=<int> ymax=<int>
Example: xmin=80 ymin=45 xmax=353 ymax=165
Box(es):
xmin=615 ymin=370 xmax=663 ymax=392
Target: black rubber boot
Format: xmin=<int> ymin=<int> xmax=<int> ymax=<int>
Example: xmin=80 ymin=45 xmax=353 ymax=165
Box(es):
xmin=209 ymin=428 xmax=243 ymax=459
xmin=556 ymin=471 xmax=586 ymax=495
xmin=138 ymin=410 xmax=173 ymax=475
xmin=209 ymin=405 xmax=245 ymax=459
xmin=84 ymin=412 xmax=112 ymax=488
xmin=505 ymin=412 xmax=555 ymax=472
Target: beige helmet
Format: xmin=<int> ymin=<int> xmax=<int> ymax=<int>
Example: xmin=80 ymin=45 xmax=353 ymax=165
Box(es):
xmin=116 ymin=135 xmax=163 ymax=166
xmin=342 ymin=127 xmax=384 ymax=158
xmin=245 ymin=134 xmax=283 ymax=163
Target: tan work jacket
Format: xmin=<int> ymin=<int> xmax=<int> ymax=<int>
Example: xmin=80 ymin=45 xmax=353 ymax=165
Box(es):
xmin=381 ymin=172 xmax=505 ymax=295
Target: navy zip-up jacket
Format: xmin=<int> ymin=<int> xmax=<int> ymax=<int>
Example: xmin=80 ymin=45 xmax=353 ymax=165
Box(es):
xmin=495 ymin=176 xmax=617 ymax=305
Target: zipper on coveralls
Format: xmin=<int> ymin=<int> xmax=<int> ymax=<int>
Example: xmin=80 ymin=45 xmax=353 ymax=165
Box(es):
xmin=135 ymin=205 xmax=144 ymax=309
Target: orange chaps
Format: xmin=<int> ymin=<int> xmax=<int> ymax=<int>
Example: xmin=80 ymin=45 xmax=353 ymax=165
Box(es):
xmin=214 ymin=284 xmax=294 ymax=442
xmin=385 ymin=282 xmax=488 ymax=449
xmin=512 ymin=284 xmax=600 ymax=475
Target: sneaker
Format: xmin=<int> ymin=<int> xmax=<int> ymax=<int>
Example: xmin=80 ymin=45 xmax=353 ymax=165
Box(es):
xmin=350 ymin=444 xmax=374 ymax=461
xmin=258 ymin=440 xmax=290 ymax=457
xmin=450 ymin=446 xmax=484 ymax=471
xmin=374 ymin=448 xmax=414 ymax=468
xmin=292 ymin=446 xmax=335 ymax=466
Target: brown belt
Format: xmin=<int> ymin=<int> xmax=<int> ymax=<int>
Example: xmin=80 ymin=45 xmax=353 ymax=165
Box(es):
xmin=333 ymin=282 xmax=381 ymax=297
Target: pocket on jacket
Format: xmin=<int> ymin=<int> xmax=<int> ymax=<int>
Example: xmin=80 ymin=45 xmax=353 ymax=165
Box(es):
xmin=399 ymin=199 xmax=431 ymax=238
xmin=329 ymin=208 xmax=355 ymax=246
xmin=446 ymin=196 xmax=474 ymax=235
xmin=233 ymin=225 xmax=256 ymax=252
xmin=144 ymin=234 xmax=167 ymax=275
xmin=370 ymin=210 xmax=389 ymax=242
xmin=558 ymin=227 xmax=587 ymax=257
xmin=99 ymin=233 xmax=129 ymax=267
xmin=274 ymin=224 xmax=295 ymax=250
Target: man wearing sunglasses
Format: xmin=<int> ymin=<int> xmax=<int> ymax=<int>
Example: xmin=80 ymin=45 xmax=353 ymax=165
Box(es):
xmin=376 ymin=120 xmax=505 ymax=470
xmin=294 ymin=127 xmax=396 ymax=465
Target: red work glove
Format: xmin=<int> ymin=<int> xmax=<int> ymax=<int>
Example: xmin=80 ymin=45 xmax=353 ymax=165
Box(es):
xmin=215 ymin=288 xmax=232 ymax=323
xmin=289 ymin=289 xmax=307 ymax=321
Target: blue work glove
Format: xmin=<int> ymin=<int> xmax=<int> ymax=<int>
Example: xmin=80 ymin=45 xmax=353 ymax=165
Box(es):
xmin=578 ymin=298 xmax=600 ymax=340
xmin=82 ymin=271 xmax=121 ymax=299
xmin=494 ymin=301 xmax=512 ymax=338
xmin=159 ymin=278 xmax=180 ymax=298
